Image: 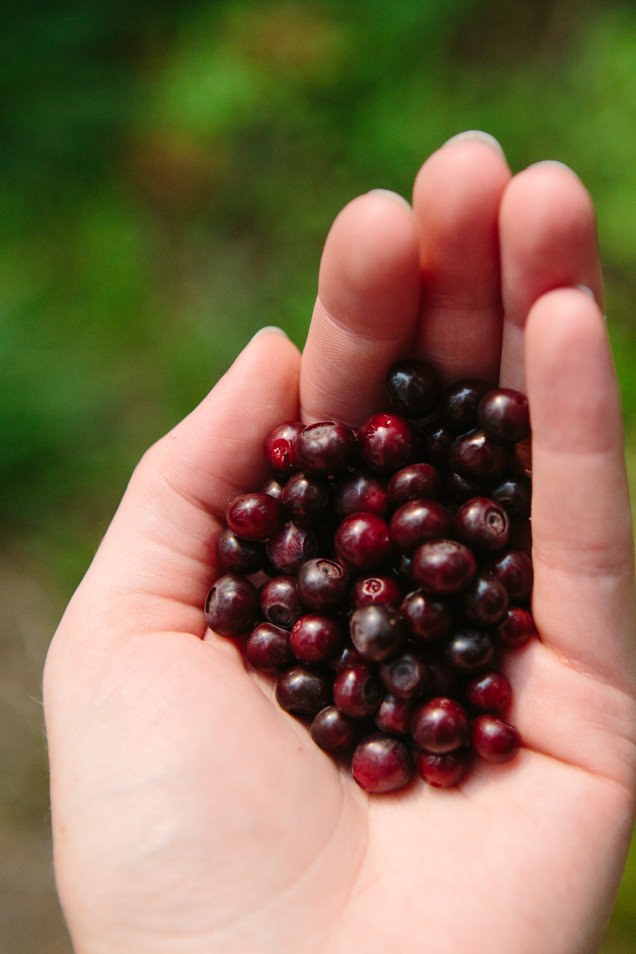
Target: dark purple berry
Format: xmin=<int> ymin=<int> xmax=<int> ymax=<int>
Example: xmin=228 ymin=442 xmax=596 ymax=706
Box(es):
xmin=389 ymin=499 xmax=454 ymax=553
xmin=462 ymin=574 xmax=509 ymax=625
xmin=487 ymin=549 xmax=533 ymax=601
xmin=419 ymin=420 xmax=453 ymax=467
xmin=411 ymin=697 xmax=469 ymax=753
xmin=478 ymin=388 xmax=530 ymax=443
xmin=330 ymin=642 xmax=365 ymax=673
xmin=290 ymin=614 xmax=343 ymax=663
xmin=380 ymin=651 xmax=428 ymax=699
xmin=335 ymin=512 xmax=392 ymax=573
xmin=399 ymin=589 xmax=453 ymax=642
xmin=412 ymin=539 xmax=477 ymax=595
xmin=276 ymin=666 xmax=332 ymax=718
xmin=296 ymin=557 xmax=350 ymax=612
xmin=442 ymin=378 xmax=490 ymax=433
xmin=310 ymin=706 xmax=359 ymax=755
xmin=497 ymin=606 xmax=537 ymax=649
xmin=245 ymin=622 xmax=294 ymax=671
xmin=375 ymin=694 xmax=415 ymax=735
xmin=281 ymin=471 xmax=330 ymax=526
xmin=449 ymin=430 xmax=511 ymax=481
xmin=333 ymin=471 xmax=388 ymax=517
xmin=385 ymin=360 xmax=441 ymax=419
xmin=416 ymin=748 xmax=471 ymax=788
xmin=472 ymin=714 xmax=521 ymax=763
xmin=465 ymin=669 xmax=511 ymax=714
xmin=267 ymin=522 xmax=319 ymax=574
xmin=387 ymin=462 xmax=442 ymax=507
xmin=204 ymin=574 xmax=259 ymax=637
xmin=296 ymin=421 xmax=356 ymax=474
xmin=351 ymin=575 xmax=404 ymax=611
xmin=260 ymin=575 xmax=304 ymax=629
xmin=455 ymin=496 xmax=510 ymax=552
xmin=261 ymin=476 xmax=284 ymax=501
xmin=491 ymin=476 xmax=531 ymax=522
xmin=349 ymin=604 xmax=404 ymax=662
xmin=357 ymin=413 xmax=418 ymax=474
xmin=226 ymin=492 xmax=284 ymax=542
xmin=333 ymin=665 xmax=383 ymax=719
xmin=351 ymin=734 xmax=413 ymax=793
xmin=263 ymin=420 xmax=303 ymax=475
xmin=445 ymin=628 xmax=495 ymax=671
xmin=215 ymin=528 xmax=264 ymax=574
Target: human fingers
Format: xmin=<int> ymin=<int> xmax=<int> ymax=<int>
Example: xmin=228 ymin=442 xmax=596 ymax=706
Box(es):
xmin=411 ymin=131 xmax=512 ymax=384
xmin=499 ymin=161 xmax=604 ymax=391
xmin=526 ymin=287 xmax=635 ymax=687
xmin=299 ymin=190 xmax=422 ymax=426
xmin=58 ymin=328 xmax=301 ymax=642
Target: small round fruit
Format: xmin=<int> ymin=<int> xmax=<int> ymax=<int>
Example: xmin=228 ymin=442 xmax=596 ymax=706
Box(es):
xmin=351 ymin=734 xmax=414 ymax=793
xmin=296 ymin=558 xmax=350 ymax=612
xmin=335 ymin=513 xmax=392 ymax=573
xmin=349 ymin=604 xmax=404 ymax=662
xmin=478 ymin=388 xmax=530 ymax=443
xmin=416 ymin=749 xmax=471 ymax=788
xmin=410 ymin=697 xmax=469 ymax=753
xmin=245 ymin=622 xmax=293 ymax=672
xmin=275 ymin=666 xmax=332 ymax=718
xmin=204 ymin=574 xmax=259 ymax=637
xmin=310 ymin=706 xmax=359 ymax=755
xmin=472 ymin=715 xmax=521 ymax=763
xmin=225 ymin=492 xmax=284 ymax=542
xmin=263 ymin=420 xmax=303 ymax=475
xmin=412 ymin=539 xmax=477 ymax=595
xmin=333 ymin=665 xmax=383 ymax=719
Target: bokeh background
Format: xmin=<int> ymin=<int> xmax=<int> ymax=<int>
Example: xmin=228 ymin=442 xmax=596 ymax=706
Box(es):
xmin=2 ymin=1 xmax=636 ymax=950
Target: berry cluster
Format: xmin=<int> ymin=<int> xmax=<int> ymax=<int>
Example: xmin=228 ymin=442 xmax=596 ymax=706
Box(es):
xmin=204 ymin=360 xmax=536 ymax=794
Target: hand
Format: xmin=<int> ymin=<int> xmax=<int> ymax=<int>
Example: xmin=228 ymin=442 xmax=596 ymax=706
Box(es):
xmin=44 ymin=132 xmax=636 ymax=954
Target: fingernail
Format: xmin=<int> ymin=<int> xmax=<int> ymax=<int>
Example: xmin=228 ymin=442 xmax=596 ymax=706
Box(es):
xmin=527 ymin=159 xmax=580 ymax=178
xmin=443 ymin=130 xmax=506 ymax=159
xmin=575 ymin=284 xmax=596 ymax=300
xmin=251 ymin=325 xmax=289 ymax=341
xmin=367 ymin=188 xmax=413 ymax=213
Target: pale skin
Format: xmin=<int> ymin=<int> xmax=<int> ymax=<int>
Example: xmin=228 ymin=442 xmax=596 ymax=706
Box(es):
xmin=44 ymin=132 xmax=636 ymax=954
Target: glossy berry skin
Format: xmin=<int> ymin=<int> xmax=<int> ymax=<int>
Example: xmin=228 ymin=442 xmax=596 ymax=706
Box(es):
xmin=349 ymin=604 xmax=404 ymax=662
xmin=472 ymin=714 xmax=521 ymax=763
xmin=384 ymin=359 xmax=441 ymax=419
xmin=416 ymin=748 xmax=471 ymax=788
xmin=204 ymin=574 xmax=259 ymax=637
xmin=420 ymin=420 xmax=453 ymax=467
xmin=387 ymin=462 xmax=441 ymax=507
xmin=333 ymin=471 xmax=388 ymax=517
xmin=449 ymin=430 xmax=510 ymax=482
xmin=296 ymin=558 xmax=350 ymax=612
xmin=375 ymin=694 xmax=414 ymax=735
xmin=497 ymin=606 xmax=537 ymax=648
xmin=357 ymin=413 xmax=418 ymax=474
xmin=389 ymin=499 xmax=454 ymax=553
xmin=351 ymin=575 xmax=404 ymax=611
xmin=276 ymin=666 xmax=332 ymax=718
xmin=282 ymin=471 xmax=330 ymax=526
xmin=261 ymin=476 xmax=284 ymax=502
xmin=442 ymin=378 xmax=490 ymax=433
xmin=478 ymin=388 xmax=530 ymax=443
xmin=226 ymin=492 xmax=284 ymax=542
xmin=310 ymin=706 xmax=359 ymax=755
xmin=267 ymin=522 xmax=319 ymax=575
xmin=335 ymin=512 xmax=392 ymax=573
xmin=296 ymin=421 xmax=356 ymax=474
xmin=260 ymin=575 xmax=304 ymax=629
xmin=412 ymin=539 xmax=477 ymax=595
xmin=215 ymin=528 xmax=264 ymax=574
xmin=330 ymin=642 xmax=365 ymax=673
xmin=455 ymin=496 xmax=510 ymax=552
xmin=380 ymin=651 xmax=428 ymax=699
xmin=333 ymin=665 xmax=383 ymax=719
xmin=488 ymin=549 xmax=533 ymax=601
xmin=399 ymin=589 xmax=453 ymax=642
xmin=491 ymin=476 xmax=531 ymax=522
xmin=445 ymin=628 xmax=495 ymax=671
xmin=465 ymin=669 xmax=512 ymax=714
xmin=263 ymin=420 xmax=303 ymax=475
xmin=351 ymin=734 xmax=413 ymax=793
xmin=411 ymin=697 xmax=470 ymax=753
xmin=245 ymin=622 xmax=294 ymax=672
xmin=462 ymin=574 xmax=509 ymax=625
xmin=290 ymin=614 xmax=343 ymax=663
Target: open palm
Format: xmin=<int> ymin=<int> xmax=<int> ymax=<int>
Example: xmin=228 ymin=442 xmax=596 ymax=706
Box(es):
xmin=45 ymin=134 xmax=636 ymax=954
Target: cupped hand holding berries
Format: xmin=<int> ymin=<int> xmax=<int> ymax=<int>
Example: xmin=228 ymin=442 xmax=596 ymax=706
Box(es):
xmin=44 ymin=133 xmax=635 ymax=954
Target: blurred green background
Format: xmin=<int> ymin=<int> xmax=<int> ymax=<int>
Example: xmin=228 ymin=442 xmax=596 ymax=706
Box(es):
xmin=2 ymin=0 xmax=636 ymax=950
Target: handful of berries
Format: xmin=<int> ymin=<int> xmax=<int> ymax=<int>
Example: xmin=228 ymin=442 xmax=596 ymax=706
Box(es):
xmin=204 ymin=359 xmax=536 ymax=794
